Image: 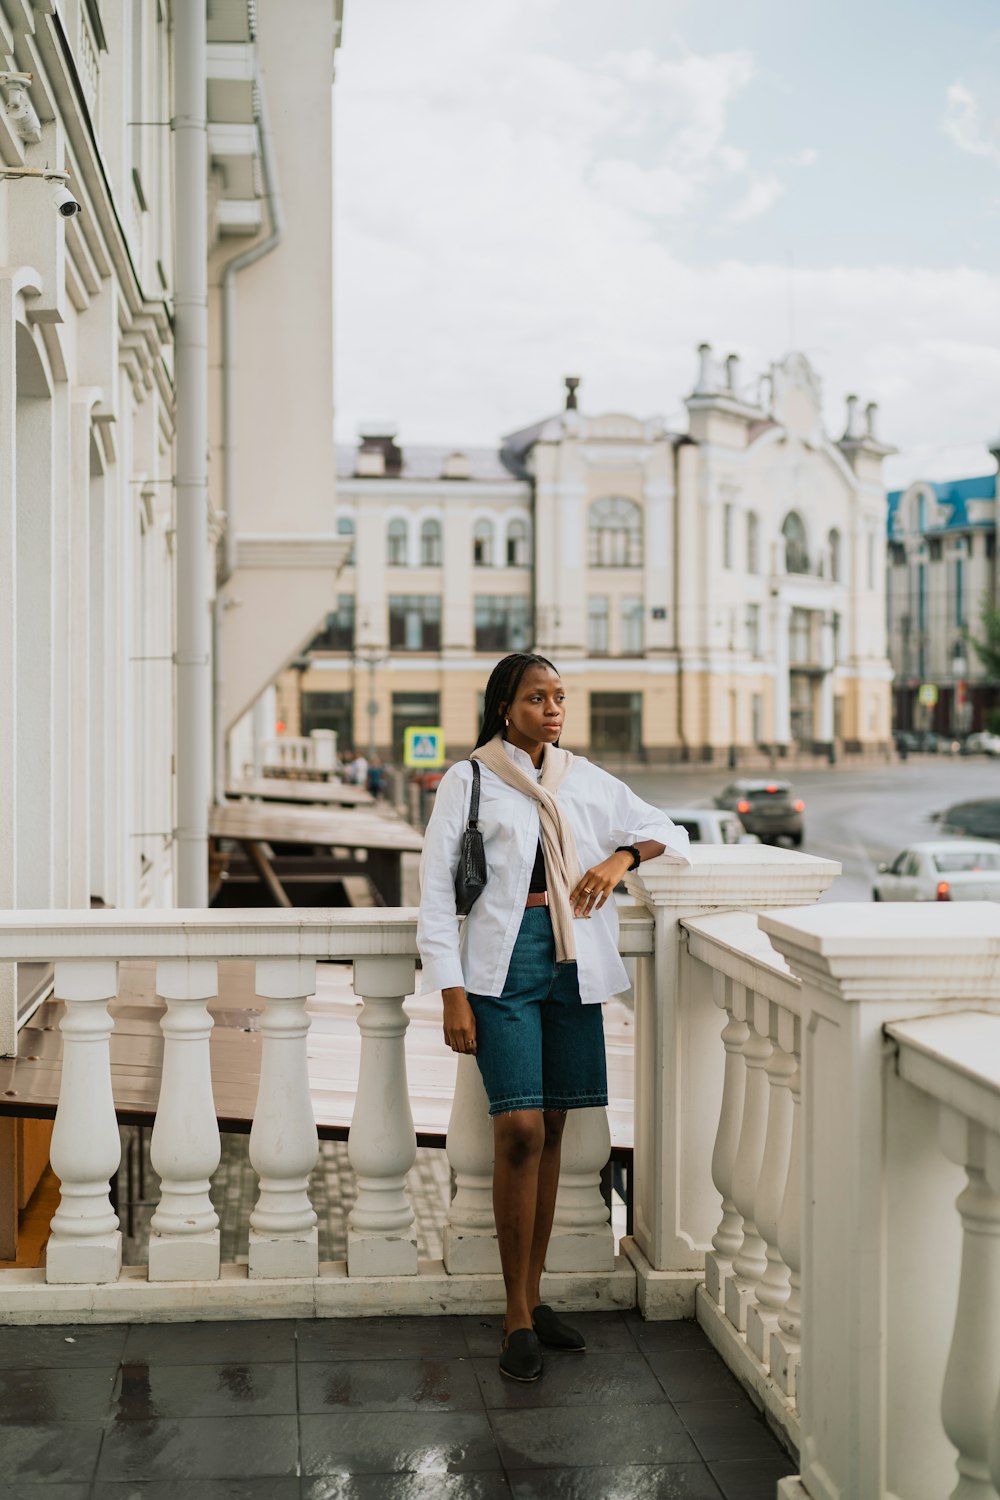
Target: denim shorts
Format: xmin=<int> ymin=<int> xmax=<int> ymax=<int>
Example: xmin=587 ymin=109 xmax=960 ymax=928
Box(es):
xmin=467 ymin=906 xmax=609 ymax=1117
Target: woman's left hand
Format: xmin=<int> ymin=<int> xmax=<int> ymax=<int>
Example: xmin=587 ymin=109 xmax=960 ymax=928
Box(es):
xmin=570 ymin=852 xmax=633 ymax=918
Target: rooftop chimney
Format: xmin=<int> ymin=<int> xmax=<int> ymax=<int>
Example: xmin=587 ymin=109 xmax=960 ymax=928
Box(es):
xmin=864 ymin=401 xmax=878 ymax=440
xmin=695 ymin=342 xmax=714 ymax=395
xmin=564 ymin=376 xmax=581 ymax=411
xmin=843 ymin=394 xmax=859 ymax=441
xmin=357 ymin=423 xmax=402 ymax=477
xmin=725 ymin=352 xmax=741 ymax=395
xmin=442 ymin=451 xmax=471 ymax=480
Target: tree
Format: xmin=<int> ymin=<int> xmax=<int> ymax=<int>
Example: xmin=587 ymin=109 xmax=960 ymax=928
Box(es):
xmin=965 ymin=595 xmax=1000 ymax=733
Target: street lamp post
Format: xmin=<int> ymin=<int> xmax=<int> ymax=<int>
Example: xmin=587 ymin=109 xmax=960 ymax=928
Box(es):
xmin=353 ymin=649 xmax=389 ymax=763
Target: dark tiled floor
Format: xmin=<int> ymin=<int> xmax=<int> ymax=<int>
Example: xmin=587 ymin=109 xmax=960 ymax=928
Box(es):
xmin=0 ymin=1312 xmax=796 ymax=1498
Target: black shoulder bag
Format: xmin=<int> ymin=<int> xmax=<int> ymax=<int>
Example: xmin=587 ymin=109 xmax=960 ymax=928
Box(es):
xmin=454 ymin=760 xmax=487 ymax=915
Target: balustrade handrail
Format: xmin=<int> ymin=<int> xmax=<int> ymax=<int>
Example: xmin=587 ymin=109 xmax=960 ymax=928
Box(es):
xmin=683 ymin=911 xmax=801 ymax=1016
xmin=888 ymin=1010 xmax=1000 ymax=1135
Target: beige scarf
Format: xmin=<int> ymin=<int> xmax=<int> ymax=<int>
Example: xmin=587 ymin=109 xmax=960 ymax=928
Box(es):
xmin=471 ymin=734 xmax=581 ymax=963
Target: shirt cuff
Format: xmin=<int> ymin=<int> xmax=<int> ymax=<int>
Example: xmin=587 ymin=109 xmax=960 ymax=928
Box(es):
xmin=418 ymin=955 xmax=467 ymax=995
xmin=628 ymin=823 xmax=692 ymax=865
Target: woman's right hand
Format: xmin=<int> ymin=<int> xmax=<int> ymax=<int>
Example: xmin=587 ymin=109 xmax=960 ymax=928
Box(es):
xmin=442 ymin=987 xmax=477 ymax=1055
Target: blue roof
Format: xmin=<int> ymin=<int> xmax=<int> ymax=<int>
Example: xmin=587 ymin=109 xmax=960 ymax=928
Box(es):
xmin=887 ymin=473 xmax=995 ymax=535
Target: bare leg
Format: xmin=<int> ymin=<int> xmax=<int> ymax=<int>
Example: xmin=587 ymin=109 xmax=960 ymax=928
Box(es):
xmin=525 ymin=1110 xmax=566 ymax=1311
xmin=492 ymin=1110 xmax=545 ymax=1333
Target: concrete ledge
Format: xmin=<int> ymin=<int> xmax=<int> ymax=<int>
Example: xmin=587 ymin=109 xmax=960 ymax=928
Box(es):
xmin=621 ymin=1236 xmax=701 ymax=1319
xmin=696 ymin=1283 xmax=800 ymax=1456
xmin=776 ymin=1481 xmax=808 ymax=1499
xmin=0 ymin=1256 xmax=637 ymax=1325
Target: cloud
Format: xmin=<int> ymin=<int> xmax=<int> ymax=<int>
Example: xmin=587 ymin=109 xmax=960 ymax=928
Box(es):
xmin=727 ymin=173 xmax=784 ymax=222
xmin=943 ymin=82 xmax=1000 ymax=165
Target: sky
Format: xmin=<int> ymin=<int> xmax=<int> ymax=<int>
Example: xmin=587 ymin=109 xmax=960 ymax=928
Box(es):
xmin=333 ymin=0 xmax=1000 ymax=486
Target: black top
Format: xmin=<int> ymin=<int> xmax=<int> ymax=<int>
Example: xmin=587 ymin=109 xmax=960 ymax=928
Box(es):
xmin=528 ymin=840 xmax=547 ymax=893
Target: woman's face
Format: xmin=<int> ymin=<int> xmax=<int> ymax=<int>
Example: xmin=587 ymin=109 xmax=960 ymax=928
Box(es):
xmin=504 ymin=665 xmax=566 ymax=747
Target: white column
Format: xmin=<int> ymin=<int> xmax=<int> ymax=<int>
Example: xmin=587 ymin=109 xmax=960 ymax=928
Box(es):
xmin=818 ymin=610 xmax=835 ymax=745
xmin=347 ymin=955 xmax=418 ymax=1276
xmin=705 ymin=973 xmax=748 ymax=1305
xmin=746 ymin=1009 xmax=796 ymax=1366
xmin=770 ymin=1051 xmax=802 ymax=1399
xmin=939 ymin=1110 xmax=1000 ymax=1500
xmin=771 ymin=600 xmax=791 ymax=745
xmin=248 ymin=957 xmax=319 ymax=1278
xmin=148 ymin=959 xmax=221 ymax=1281
xmin=442 ymin=1055 xmax=500 ymax=1273
xmin=546 ymin=1107 xmax=614 ymax=1272
xmin=621 ymin=846 xmax=838 ymax=1319
xmin=0 ymin=277 xmax=19 ymax=1053
xmin=723 ymin=993 xmax=771 ymax=1333
xmin=46 ymin=960 xmax=122 ymax=1284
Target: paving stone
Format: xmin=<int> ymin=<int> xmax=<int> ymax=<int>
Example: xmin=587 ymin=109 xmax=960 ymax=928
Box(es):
xmin=96 ymin=1413 xmax=299 ymax=1481
xmin=675 ymin=1399 xmax=789 ymax=1463
xmin=473 ymin=1348 xmax=666 ymax=1410
xmin=491 ymin=1403 xmax=701 ymax=1470
xmin=708 ymin=1456 xmax=799 ymax=1499
xmin=300 ymin=1476 xmax=514 ymax=1499
xmin=298 ymin=1356 xmax=483 ymax=1413
xmin=647 ymin=1348 xmax=747 ymax=1403
xmin=111 ymin=1360 xmax=298 ymax=1419
xmin=0 ymin=1365 xmax=116 ymax=1422
xmin=0 ymin=1487 xmax=92 ymax=1500
xmin=0 ymin=1423 xmax=104 ymax=1483
xmin=296 ymin=1317 xmax=469 ymax=1363
xmin=507 ymin=1464 xmax=724 ymax=1499
xmin=300 ymin=1412 xmax=502 ymax=1475
xmin=625 ymin=1318 xmax=715 ymax=1355
xmin=96 ymin=1484 xmax=301 ymax=1500
xmin=0 ymin=1323 xmax=127 ymax=1370
xmin=121 ymin=1320 xmax=296 ymax=1367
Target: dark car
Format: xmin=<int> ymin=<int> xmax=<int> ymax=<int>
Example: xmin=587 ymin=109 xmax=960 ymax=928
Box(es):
xmin=894 ymin=730 xmax=960 ymax=756
xmin=714 ymin=780 xmax=805 ymax=846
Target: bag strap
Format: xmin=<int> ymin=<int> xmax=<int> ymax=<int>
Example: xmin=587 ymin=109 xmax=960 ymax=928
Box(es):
xmin=467 ymin=760 xmax=481 ymax=829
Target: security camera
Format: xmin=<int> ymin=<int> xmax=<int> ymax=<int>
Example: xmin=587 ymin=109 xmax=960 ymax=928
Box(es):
xmin=51 ymin=183 xmax=81 ymax=218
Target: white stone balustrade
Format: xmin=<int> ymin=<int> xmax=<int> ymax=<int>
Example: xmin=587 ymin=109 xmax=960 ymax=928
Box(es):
xmin=248 ymin=957 xmax=320 ymax=1278
xmin=745 ymin=1012 xmax=795 ymax=1367
xmin=705 ymin=972 xmax=748 ymax=1305
xmin=46 ymin=959 xmax=122 ymax=1284
xmin=770 ymin=1049 xmax=802 ymax=1400
xmin=442 ymin=1055 xmax=500 ymax=1273
xmin=724 ymin=992 xmax=771 ymax=1334
xmin=347 ymin=955 xmax=418 ymax=1276
xmin=148 ymin=959 xmax=221 ymax=1281
xmin=546 ymin=1107 xmax=614 ymax=1272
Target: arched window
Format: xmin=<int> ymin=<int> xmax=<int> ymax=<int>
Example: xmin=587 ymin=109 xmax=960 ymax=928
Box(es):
xmin=473 ymin=518 xmax=493 ymax=567
xmin=588 ymin=496 xmax=642 ymax=568
xmin=746 ymin=511 xmax=759 ymax=574
xmin=420 ymin=517 xmax=443 ymax=567
xmin=782 ymin=512 xmax=809 ymax=575
xmin=387 ymin=517 xmax=408 ymax=566
xmin=336 ymin=514 xmax=355 ymax=566
xmin=828 ymin=528 xmax=842 ymax=583
xmin=506 ymin=517 xmax=530 ymax=567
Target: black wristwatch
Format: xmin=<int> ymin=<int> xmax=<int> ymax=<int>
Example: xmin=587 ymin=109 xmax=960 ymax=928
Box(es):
xmin=615 ymin=844 xmax=642 ymax=871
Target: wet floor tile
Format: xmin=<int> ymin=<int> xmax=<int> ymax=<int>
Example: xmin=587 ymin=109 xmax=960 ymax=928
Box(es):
xmin=111 ymin=1360 xmax=298 ymax=1420
xmin=121 ymin=1321 xmax=297 ymax=1367
xmin=96 ymin=1413 xmax=299 ymax=1480
xmin=299 ymin=1411 xmax=501 ymax=1475
xmin=296 ymin=1318 xmax=469 ymax=1363
xmin=460 ymin=1311 xmax=636 ymax=1358
xmin=491 ymin=1403 xmax=701 ymax=1470
xmin=507 ymin=1464 xmax=724 ymax=1499
xmin=1 ymin=1485 xmax=92 ymax=1499
xmin=625 ymin=1318 xmax=714 ymax=1355
xmin=709 ymin=1456 xmax=798 ymax=1499
xmin=0 ymin=1365 xmax=116 ymax=1422
xmin=96 ymin=1484 xmax=301 ymax=1500
xmin=301 ymin=1476 xmax=514 ymax=1499
xmin=298 ymin=1356 xmax=484 ymax=1413
xmin=0 ymin=1323 xmax=128 ymax=1369
xmin=0 ymin=1422 xmax=104 ymax=1482
xmin=473 ymin=1349 xmax=666 ymax=1410
xmin=647 ymin=1349 xmax=746 ymax=1403
xmin=675 ymin=1400 xmax=788 ymax=1463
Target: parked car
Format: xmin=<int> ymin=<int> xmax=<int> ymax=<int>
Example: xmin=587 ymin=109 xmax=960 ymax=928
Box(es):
xmin=872 ymin=841 xmax=1000 ymax=902
xmin=960 ymin=731 xmax=1000 ymax=757
xmin=660 ymin=808 xmax=759 ymax=845
xmin=894 ymin=730 xmax=961 ymax=756
xmin=939 ymin=799 xmax=1000 ymax=841
xmin=714 ymin=780 xmax=804 ymax=846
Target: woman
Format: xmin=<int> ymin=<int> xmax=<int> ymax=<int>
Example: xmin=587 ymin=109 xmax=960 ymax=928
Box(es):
xmin=416 ymin=653 xmax=690 ymax=1382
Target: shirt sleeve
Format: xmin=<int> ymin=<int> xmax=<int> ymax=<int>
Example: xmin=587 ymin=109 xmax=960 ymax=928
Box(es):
xmin=415 ymin=763 xmax=471 ymax=994
xmin=602 ymin=770 xmax=692 ymax=865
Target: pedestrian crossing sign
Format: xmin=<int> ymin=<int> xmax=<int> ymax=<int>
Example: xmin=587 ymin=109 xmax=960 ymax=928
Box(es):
xmin=403 ymin=726 xmax=446 ymax=768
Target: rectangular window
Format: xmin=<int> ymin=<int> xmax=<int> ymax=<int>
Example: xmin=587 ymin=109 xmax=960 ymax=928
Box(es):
xmin=832 ymin=611 xmax=842 ymax=662
xmin=722 ymin=504 xmax=734 ymax=570
xmin=590 ymin=692 xmax=642 ymax=755
xmin=473 ymin=595 xmax=532 ymax=653
xmin=917 ymin=564 xmax=926 ymax=633
xmin=388 ymin=595 xmax=441 ymax=651
xmin=307 ymin=594 xmax=355 ymax=652
xmin=751 ymin=693 xmax=764 ymax=745
xmin=789 ymin=608 xmax=811 ymax=665
xmin=301 ymin=691 xmax=353 ymax=748
xmin=620 ymin=596 xmax=644 ymax=655
xmin=746 ymin=603 xmax=760 ymax=658
xmin=587 ymin=596 xmax=609 ymax=655
xmin=391 ymin=692 xmax=440 ymax=760
xmin=336 ymin=515 xmax=356 ymax=565
xmin=955 ymin=558 xmax=965 ymax=627
xmin=987 ymin=533 xmax=996 ymax=561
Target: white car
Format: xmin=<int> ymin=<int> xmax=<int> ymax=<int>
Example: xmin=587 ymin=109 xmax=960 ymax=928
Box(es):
xmin=872 ymin=841 xmax=1000 ymax=902
xmin=661 ymin=807 xmax=759 ymax=846
xmin=961 ymin=731 xmax=1000 ymax=757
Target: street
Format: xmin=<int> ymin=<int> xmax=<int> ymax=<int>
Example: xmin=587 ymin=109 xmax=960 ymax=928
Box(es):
xmin=624 ymin=758 xmax=1000 ymax=903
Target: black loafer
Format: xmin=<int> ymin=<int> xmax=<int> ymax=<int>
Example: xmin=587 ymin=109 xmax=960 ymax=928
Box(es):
xmin=499 ymin=1327 xmax=543 ymax=1382
xmin=532 ymin=1304 xmax=586 ymax=1351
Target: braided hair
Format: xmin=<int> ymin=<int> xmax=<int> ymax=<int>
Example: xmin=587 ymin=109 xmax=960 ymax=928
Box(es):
xmin=474 ymin=653 xmax=560 ymax=749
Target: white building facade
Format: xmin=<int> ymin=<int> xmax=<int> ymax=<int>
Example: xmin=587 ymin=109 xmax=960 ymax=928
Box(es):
xmin=298 ymin=350 xmax=893 ymax=762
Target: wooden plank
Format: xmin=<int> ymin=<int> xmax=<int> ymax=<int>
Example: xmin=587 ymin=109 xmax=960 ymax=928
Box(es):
xmin=209 ymin=801 xmax=422 ymax=854
xmin=228 ymin=778 xmax=374 ymax=807
xmin=242 ymin=840 xmax=293 ymax=908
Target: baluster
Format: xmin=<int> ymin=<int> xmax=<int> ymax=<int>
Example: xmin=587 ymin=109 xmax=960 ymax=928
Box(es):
xmin=347 ymin=956 xmax=418 ymax=1276
xmin=746 ymin=1007 xmax=796 ymax=1366
xmin=47 ymin=960 xmax=122 ymax=1284
xmin=546 ymin=1107 xmax=615 ymax=1272
xmin=724 ymin=989 xmax=772 ymax=1333
xmin=148 ymin=960 xmax=221 ymax=1281
xmin=248 ymin=958 xmax=319 ymax=1278
xmin=938 ymin=1109 xmax=1000 ymax=1499
xmin=770 ymin=1051 xmax=803 ymax=1400
xmin=443 ymin=1055 xmax=500 ymax=1273
xmin=706 ymin=973 xmax=749 ymax=1305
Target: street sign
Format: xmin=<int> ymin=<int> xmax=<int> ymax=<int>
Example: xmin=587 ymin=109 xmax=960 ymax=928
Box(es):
xmin=918 ymin=684 xmax=938 ymax=708
xmin=403 ymin=726 xmax=446 ymax=768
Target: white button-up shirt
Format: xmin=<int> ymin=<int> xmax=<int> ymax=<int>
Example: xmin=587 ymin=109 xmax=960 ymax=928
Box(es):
xmin=416 ymin=741 xmax=691 ymax=1006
